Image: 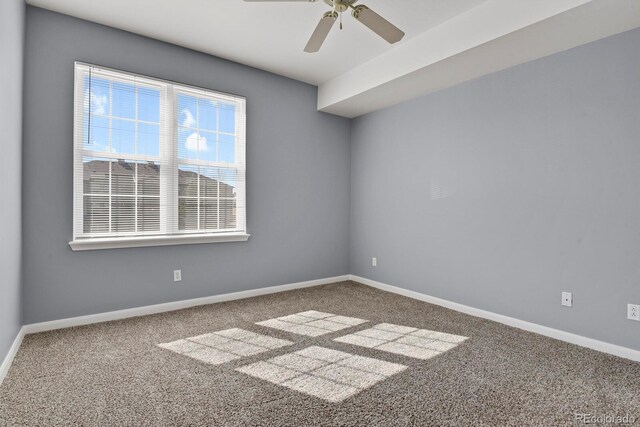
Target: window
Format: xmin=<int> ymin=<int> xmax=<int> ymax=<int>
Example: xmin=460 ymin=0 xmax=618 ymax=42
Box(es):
xmin=71 ymin=63 xmax=248 ymax=250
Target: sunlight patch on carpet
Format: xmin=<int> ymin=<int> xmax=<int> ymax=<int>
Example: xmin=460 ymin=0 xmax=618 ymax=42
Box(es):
xmin=236 ymin=346 xmax=406 ymax=402
xmin=256 ymin=311 xmax=368 ymax=336
xmin=157 ymin=328 xmax=293 ymax=365
xmin=335 ymin=323 xmax=468 ymax=360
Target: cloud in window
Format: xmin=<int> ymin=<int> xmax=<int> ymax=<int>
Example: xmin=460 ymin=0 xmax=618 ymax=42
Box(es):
xmin=88 ymin=90 xmax=107 ymax=115
xmin=186 ymin=132 xmax=209 ymax=152
xmin=90 ymin=140 xmax=115 ymax=153
xmin=181 ymin=109 xmax=196 ymax=128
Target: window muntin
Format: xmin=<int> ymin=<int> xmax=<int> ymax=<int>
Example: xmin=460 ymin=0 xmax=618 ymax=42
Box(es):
xmin=73 ymin=63 xmax=246 ymax=245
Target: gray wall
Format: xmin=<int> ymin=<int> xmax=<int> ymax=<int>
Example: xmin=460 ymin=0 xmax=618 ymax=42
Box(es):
xmin=22 ymin=7 xmax=351 ymax=324
xmin=350 ymin=28 xmax=640 ymax=351
xmin=0 ymin=0 xmax=24 ymax=360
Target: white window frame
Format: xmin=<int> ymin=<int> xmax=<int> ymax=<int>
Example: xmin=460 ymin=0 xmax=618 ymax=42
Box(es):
xmin=70 ymin=62 xmax=249 ymax=251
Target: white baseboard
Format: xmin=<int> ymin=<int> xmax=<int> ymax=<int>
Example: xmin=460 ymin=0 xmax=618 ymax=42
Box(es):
xmin=349 ymin=275 xmax=640 ymax=363
xmin=0 ymin=326 xmax=25 ymax=386
xmin=23 ymin=275 xmax=350 ymax=334
xmin=12 ymin=272 xmax=638 ymax=377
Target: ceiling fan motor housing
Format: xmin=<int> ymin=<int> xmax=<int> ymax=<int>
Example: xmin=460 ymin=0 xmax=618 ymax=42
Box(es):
xmin=323 ymin=0 xmax=358 ymax=13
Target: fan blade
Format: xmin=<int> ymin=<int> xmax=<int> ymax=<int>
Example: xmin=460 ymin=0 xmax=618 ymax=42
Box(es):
xmin=304 ymin=11 xmax=337 ymax=53
xmin=352 ymin=5 xmax=404 ymax=44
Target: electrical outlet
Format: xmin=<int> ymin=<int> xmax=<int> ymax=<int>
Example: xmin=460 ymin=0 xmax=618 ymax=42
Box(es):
xmin=173 ymin=270 xmax=182 ymax=282
xmin=372 ymin=257 xmax=377 ymax=267
xmin=628 ymin=304 xmax=640 ymax=321
xmin=561 ymin=292 xmax=572 ymax=307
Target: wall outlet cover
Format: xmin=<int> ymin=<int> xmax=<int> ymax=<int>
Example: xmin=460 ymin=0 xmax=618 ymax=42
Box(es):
xmin=173 ymin=270 xmax=182 ymax=282
xmin=561 ymin=292 xmax=572 ymax=307
xmin=628 ymin=304 xmax=640 ymax=321
xmin=372 ymin=257 xmax=377 ymax=267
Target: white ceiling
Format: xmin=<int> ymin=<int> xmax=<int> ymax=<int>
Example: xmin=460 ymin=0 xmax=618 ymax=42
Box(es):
xmin=26 ymin=0 xmax=640 ymax=117
xmin=26 ymin=0 xmax=488 ymax=85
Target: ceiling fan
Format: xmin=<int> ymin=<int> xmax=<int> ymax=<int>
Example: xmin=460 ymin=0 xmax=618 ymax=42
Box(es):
xmin=244 ymin=0 xmax=405 ymax=53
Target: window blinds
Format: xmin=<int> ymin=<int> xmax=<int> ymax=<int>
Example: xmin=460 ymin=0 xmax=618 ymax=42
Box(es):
xmin=73 ymin=63 xmax=246 ymax=243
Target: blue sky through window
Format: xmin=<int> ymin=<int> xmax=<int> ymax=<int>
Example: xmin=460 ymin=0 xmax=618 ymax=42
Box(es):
xmin=84 ymin=76 xmax=162 ymax=157
xmin=219 ymin=134 xmax=235 ymax=164
xmin=138 ymin=123 xmax=160 ymax=157
xmin=219 ymin=103 xmax=235 ymax=134
xmin=112 ymin=119 xmax=135 ymax=155
xmin=138 ymin=87 xmax=160 ymax=122
xmin=177 ymin=93 xmax=236 ymax=165
xmin=199 ymin=98 xmax=216 ymax=131
xmin=112 ymin=81 xmax=135 ymax=119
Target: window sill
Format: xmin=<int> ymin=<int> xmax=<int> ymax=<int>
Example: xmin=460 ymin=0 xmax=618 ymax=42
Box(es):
xmin=69 ymin=233 xmax=250 ymax=251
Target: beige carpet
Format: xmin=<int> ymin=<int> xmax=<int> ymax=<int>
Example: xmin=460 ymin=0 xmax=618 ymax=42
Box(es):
xmin=1 ymin=281 xmax=638 ymax=426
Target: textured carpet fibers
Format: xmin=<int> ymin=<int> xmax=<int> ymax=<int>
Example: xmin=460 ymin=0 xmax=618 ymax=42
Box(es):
xmin=1 ymin=281 xmax=639 ymax=426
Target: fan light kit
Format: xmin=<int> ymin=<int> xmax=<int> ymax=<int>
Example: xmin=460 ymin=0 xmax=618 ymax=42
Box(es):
xmin=244 ymin=0 xmax=405 ymax=53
